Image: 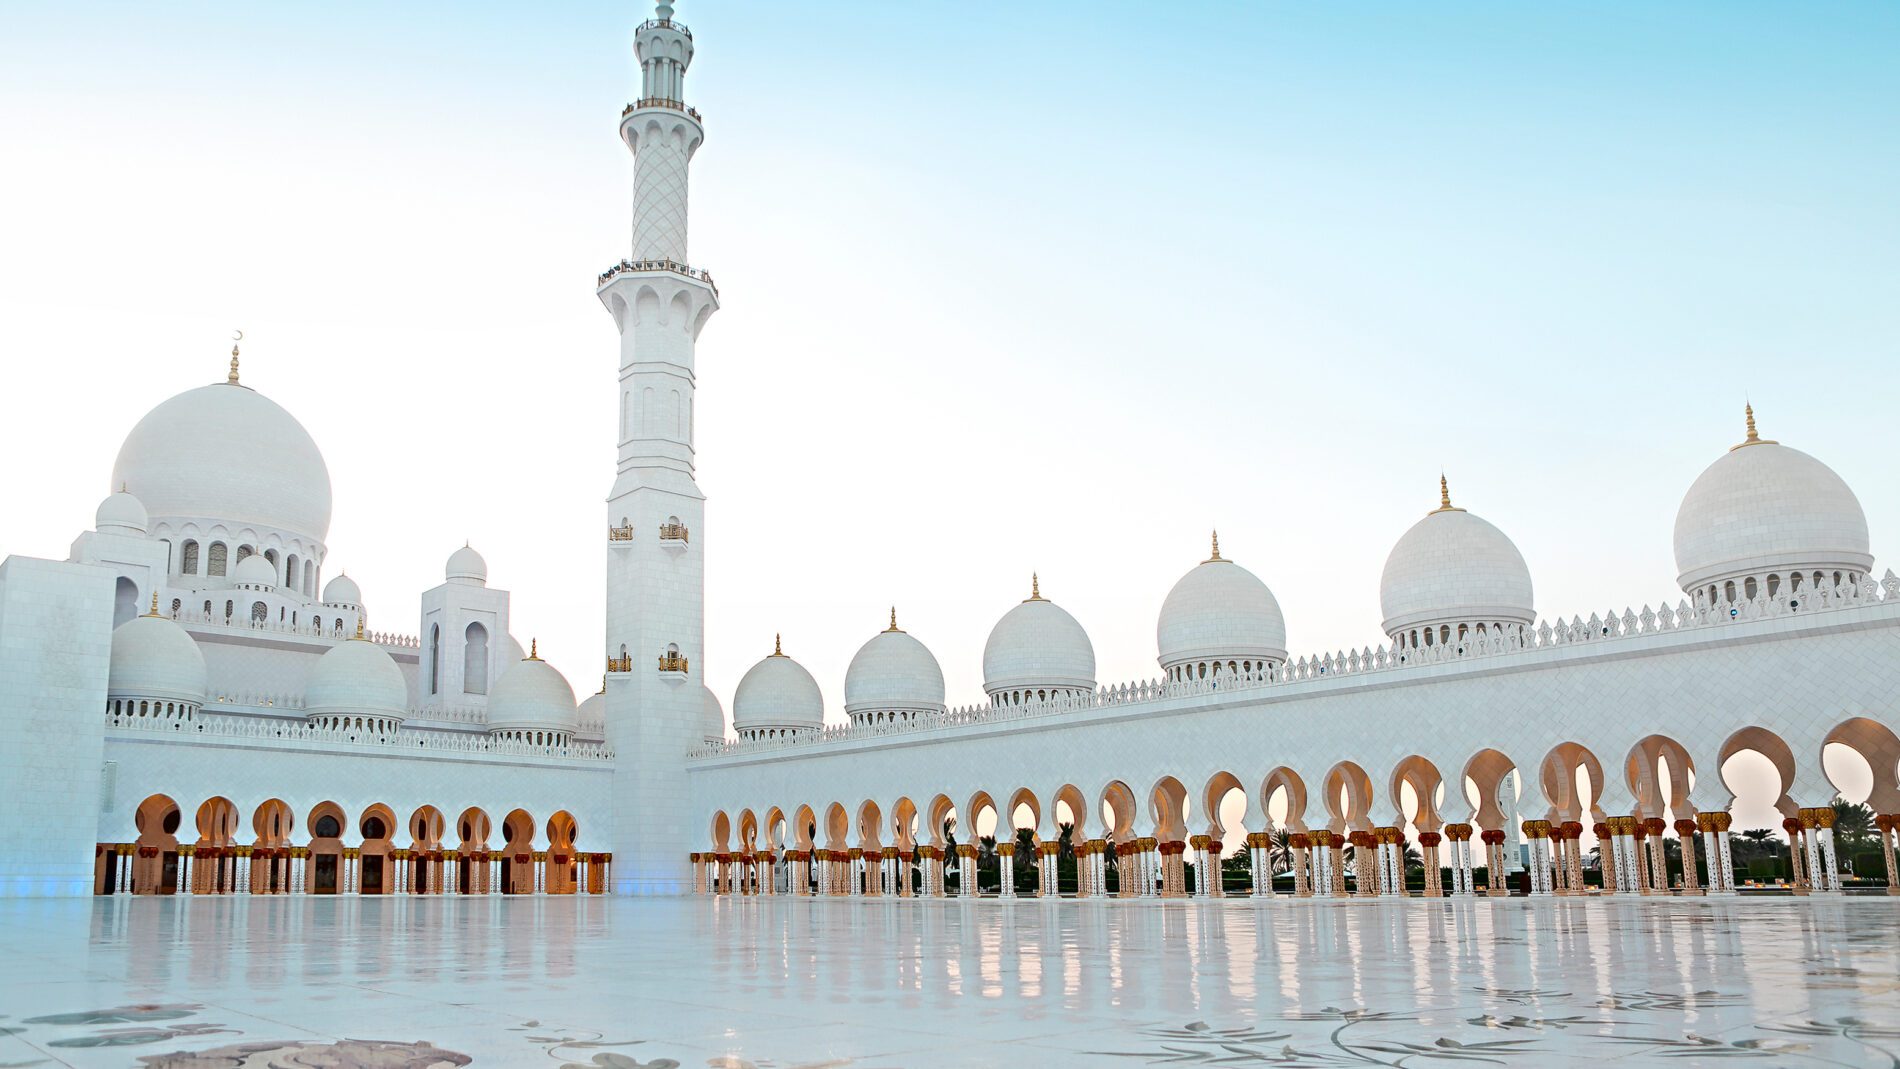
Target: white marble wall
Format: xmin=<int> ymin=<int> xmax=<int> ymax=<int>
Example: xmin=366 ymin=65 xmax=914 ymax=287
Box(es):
xmin=0 ymin=555 xmax=115 ymax=895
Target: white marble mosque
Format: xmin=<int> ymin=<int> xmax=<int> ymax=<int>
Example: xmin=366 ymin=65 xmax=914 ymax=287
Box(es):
xmin=0 ymin=2 xmax=1895 ymax=924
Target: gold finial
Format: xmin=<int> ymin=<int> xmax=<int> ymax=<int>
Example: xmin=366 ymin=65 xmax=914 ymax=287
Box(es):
xmin=353 ymin=616 xmax=365 ymax=641
xmin=227 ymin=329 xmax=243 ymax=384
xmin=885 ymin=606 xmax=901 ymax=633
xmin=1731 ymin=402 xmax=1778 ymax=450
xmin=528 ymin=637 xmax=540 ymax=660
xmin=145 ymin=591 xmax=161 ymax=617
xmin=1430 ymin=473 xmax=1465 ymax=514
xmin=773 ymin=633 xmax=783 ymax=657
xmin=1205 ymin=530 xmax=1223 ymax=563
xmin=1025 ymin=573 xmax=1044 ymax=602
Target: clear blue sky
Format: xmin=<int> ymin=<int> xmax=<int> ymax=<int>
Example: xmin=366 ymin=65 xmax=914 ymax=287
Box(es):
xmin=2 ymin=2 xmax=1895 ymax=828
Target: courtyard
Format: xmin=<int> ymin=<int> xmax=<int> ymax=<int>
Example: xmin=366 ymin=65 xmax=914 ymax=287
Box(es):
xmin=0 ymin=896 xmax=1895 ymax=1066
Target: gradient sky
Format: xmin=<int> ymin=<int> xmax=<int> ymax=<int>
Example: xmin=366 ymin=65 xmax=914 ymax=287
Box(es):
xmin=3 ymin=2 xmax=1895 ymax=836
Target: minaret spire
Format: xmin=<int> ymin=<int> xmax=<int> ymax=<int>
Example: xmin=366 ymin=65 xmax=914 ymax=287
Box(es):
xmin=1732 ymin=402 xmax=1777 ymax=450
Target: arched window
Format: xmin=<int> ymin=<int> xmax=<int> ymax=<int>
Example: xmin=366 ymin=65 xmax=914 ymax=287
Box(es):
xmin=202 ymin=600 xmax=212 ymax=616
xmin=303 ymin=560 xmax=314 ymax=595
xmin=285 ymin=553 xmax=299 ymax=590
xmin=315 ymin=815 xmax=340 ymax=838
xmin=207 ymin=542 xmax=228 ymax=577
xmin=464 ymin=622 xmax=489 ymax=695
xmin=112 ymin=577 xmax=139 ymax=628
xmin=1744 ymin=576 xmax=1759 ymax=600
xmin=264 ymin=548 xmax=278 ymax=571
xmin=223 ymin=600 xmax=234 ymax=620
xmin=251 ymin=602 xmax=268 ymax=624
xmin=236 ymin=544 xmax=253 ymax=563
xmin=429 ymin=624 xmax=441 ymax=695
xmin=181 ymin=540 xmax=200 ymax=575
xmin=313 ymin=616 xmax=322 ymax=633
xmin=170 ymin=598 xmax=181 ymax=618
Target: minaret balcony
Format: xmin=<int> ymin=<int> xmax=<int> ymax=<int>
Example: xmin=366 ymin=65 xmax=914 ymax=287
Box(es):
xmin=608 ymin=524 xmax=635 ymax=543
xmin=606 ymin=654 xmax=633 ymax=673
xmin=597 ymin=258 xmax=718 ymax=298
xmin=635 ymin=17 xmax=691 ymax=39
xmin=624 ymin=98 xmax=702 ymax=122
xmin=657 ymin=652 xmax=690 ymax=678
xmin=659 ymin=521 xmax=690 ymax=548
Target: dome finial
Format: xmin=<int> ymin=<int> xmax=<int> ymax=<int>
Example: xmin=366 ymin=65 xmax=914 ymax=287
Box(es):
xmin=773 ymin=633 xmax=783 ymax=657
xmin=353 ymin=616 xmax=365 ymax=641
xmin=1732 ymin=402 xmax=1778 ymax=450
xmin=227 ymin=330 xmax=243 ymax=384
xmin=1026 ymin=573 xmax=1044 ymax=602
xmin=1206 ymin=530 xmax=1223 ymax=563
xmin=528 ymin=637 xmax=540 ymax=660
xmin=145 ymin=591 xmax=161 ymax=617
xmin=886 ymin=606 xmax=901 ymax=633
xmin=1430 ymin=473 xmax=1464 ymax=514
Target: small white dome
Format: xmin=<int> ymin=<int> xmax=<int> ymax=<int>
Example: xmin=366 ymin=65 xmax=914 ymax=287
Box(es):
xmin=1673 ymin=410 xmax=1872 ymax=595
xmin=95 ymin=489 xmax=149 ymax=535
xmin=108 ymin=612 xmax=208 ymax=705
xmin=577 ymin=690 xmax=605 ymax=733
xmin=487 ymin=646 xmax=579 ymax=734
xmin=699 ymin=683 xmax=727 ymax=744
xmin=111 ymin=379 xmax=332 ymax=543
xmin=982 ymin=578 xmax=1096 ymax=697
xmin=1379 ymin=480 xmax=1534 ymax=640
xmin=232 ymin=553 xmax=277 ymax=588
xmin=445 ymin=544 xmax=487 ymax=586
xmin=322 ymin=573 xmax=361 ymax=605
xmin=844 ymin=613 xmax=947 ymax=721
xmin=1157 ymin=537 xmax=1288 ymax=670
xmin=303 ymin=632 xmax=408 ymax=719
xmin=733 ymin=640 xmax=824 ymax=735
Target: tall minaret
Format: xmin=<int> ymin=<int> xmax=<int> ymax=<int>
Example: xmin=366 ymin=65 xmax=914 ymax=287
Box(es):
xmin=601 ymin=0 xmax=717 ymax=895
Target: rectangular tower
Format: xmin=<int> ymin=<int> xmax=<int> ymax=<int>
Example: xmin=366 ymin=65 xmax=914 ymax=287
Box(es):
xmin=601 ymin=2 xmax=717 ymax=895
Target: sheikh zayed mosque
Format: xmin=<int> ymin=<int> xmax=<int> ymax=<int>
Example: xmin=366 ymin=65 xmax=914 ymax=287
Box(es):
xmin=2 ymin=5 xmax=1899 ymax=918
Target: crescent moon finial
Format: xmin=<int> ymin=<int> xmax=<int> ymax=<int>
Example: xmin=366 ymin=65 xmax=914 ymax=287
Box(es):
xmin=227 ymin=330 xmax=242 ymax=384
xmin=232 ymin=329 xmax=243 ymax=342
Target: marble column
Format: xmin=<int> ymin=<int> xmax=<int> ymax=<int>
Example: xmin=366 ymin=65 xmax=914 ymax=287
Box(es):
xmin=1643 ymin=819 xmax=1669 ymax=893
xmin=1877 ymin=815 xmax=1899 ymax=895
xmin=1784 ymin=817 xmax=1811 ymax=894
xmin=1675 ymin=819 xmax=1702 ymax=894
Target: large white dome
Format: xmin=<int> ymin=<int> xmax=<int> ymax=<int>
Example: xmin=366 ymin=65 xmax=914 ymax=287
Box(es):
xmin=982 ymin=578 xmax=1096 ymax=698
xmin=487 ymin=647 xmax=580 ymax=734
xmin=303 ymin=633 xmax=408 ymax=719
xmin=733 ymin=640 xmax=824 ymax=736
xmin=111 ymin=378 xmax=332 ymax=543
xmin=1673 ymin=410 xmax=1872 ymax=595
xmin=1157 ymin=537 xmax=1287 ymax=671
xmin=844 ymin=613 xmax=947 ymax=722
xmin=1379 ymin=480 xmax=1534 ymax=640
xmin=108 ymin=612 xmax=208 ymax=705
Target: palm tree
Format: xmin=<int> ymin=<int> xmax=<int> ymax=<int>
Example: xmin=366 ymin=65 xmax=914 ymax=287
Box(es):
xmin=1832 ymin=800 xmax=1875 ymax=848
xmin=1736 ymin=827 xmax=1777 ymax=859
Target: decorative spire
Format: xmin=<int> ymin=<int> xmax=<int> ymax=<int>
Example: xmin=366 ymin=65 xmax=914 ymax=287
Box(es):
xmin=1732 ymin=402 xmax=1778 ymax=450
xmin=145 ymin=591 xmax=161 ymax=617
xmin=227 ymin=330 xmax=243 ymax=384
xmin=772 ymin=633 xmax=784 ymax=657
xmin=1025 ymin=573 xmax=1045 ymax=602
xmin=354 ymin=617 xmax=365 ymax=641
xmin=1205 ymin=530 xmax=1223 ymax=563
xmin=528 ymin=637 xmax=540 ymax=660
xmin=1430 ymin=474 xmax=1465 ymax=514
xmin=885 ymin=606 xmax=901 ymax=633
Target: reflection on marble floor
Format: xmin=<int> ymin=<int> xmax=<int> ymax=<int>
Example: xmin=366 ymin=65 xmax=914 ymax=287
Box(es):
xmin=0 ymin=897 xmax=1895 ymax=1068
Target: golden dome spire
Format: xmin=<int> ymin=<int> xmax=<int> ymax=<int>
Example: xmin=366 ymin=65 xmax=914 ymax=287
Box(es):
xmin=1205 ymin=530 xmax=1223 ymax=563
xmin=1732 ymin=402 xmax=1778 ymax=450
xmin=227 ymin=330 xmax=243 ymax=385
xmin=772 ymin=633 xmax=784 ymax=657
xmin=1430 ymin=473 xmax=1465 ymax=514
xmin=528 ymin=637 xmax=540 ymax=660
xmin=145 ymin=591 xmax=161 ymax=617
xmin=354 ymin=616 xmax=365 ymax=641
xmin=1025 ymin=573 xmax=1044 ymax=602
xmin=885 ymin=606 xmax=901 ymax=633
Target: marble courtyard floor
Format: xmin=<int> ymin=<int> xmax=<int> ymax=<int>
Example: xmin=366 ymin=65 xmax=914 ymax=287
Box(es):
xmin=1 ymin=896 xmax=1897 ymax=1068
